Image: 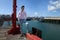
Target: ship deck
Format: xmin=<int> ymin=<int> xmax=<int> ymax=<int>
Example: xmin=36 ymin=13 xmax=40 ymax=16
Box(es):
xmin=0 ymin=20 xmax=60 ymax=40
xmin=0 ymin=27 xmax=28 ymax=40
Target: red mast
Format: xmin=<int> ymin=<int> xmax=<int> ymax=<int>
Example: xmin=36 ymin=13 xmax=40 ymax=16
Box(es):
xmin=12 ymin=0 xmax=16 ymax=28
xmin=7 ymin=0 xmax=20 ymax=35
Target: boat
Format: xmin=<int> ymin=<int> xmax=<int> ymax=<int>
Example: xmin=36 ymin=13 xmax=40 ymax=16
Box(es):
xmin=0 ymin=0 xmax=60 ymax=40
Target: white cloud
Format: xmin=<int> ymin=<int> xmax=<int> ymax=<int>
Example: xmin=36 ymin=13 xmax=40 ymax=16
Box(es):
xmin=48 ymin=5 xmax=56 ymax=11
xmin=34 ymin=12 xmax=38 ymax=17
xmin=48 ymin=0 xmax=60 ymax=11
xmin=49 ymin=1 xmax=58 ymax=5
xmin=55 ymin=2 xmax=60 ymax=8
xmin=34 ymin=12 xmax=38 ymax=15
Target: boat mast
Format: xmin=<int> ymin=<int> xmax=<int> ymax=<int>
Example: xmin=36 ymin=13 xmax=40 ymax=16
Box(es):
xmin=7 ymin=0 xmax=17 ymax=34
xmin=12 ymin=0 xmax=16 ymax=28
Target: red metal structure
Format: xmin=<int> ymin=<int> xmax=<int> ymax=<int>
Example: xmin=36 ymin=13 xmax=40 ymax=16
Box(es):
xmin=7 ymin=0 xmax=20 ymax=35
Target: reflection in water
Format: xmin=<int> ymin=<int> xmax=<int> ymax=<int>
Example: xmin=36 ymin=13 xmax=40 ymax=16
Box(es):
xmin=1 ymin=21 xmax=19 ymax=27
xmin=1 ymin=21 xmax=12 ymax=27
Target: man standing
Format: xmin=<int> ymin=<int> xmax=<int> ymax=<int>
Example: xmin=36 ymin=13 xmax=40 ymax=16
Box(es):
xmin=18 ymin=6 xmax=27 ymax=36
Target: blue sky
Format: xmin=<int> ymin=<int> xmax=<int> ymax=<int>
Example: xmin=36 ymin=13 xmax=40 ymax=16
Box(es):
xmin=0 ymin=0 xmax=60 ymax=17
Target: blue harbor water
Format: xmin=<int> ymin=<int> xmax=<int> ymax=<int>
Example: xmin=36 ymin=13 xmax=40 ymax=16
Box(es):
xmin=1 ymin=20 xmax=60 ymax=40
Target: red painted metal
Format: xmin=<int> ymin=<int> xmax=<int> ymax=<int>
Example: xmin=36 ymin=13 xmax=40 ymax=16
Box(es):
xmin=12 ymin=0 xmax=16 ymax=28
xmin=7 ymin=0 xmax=20 ymax=35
